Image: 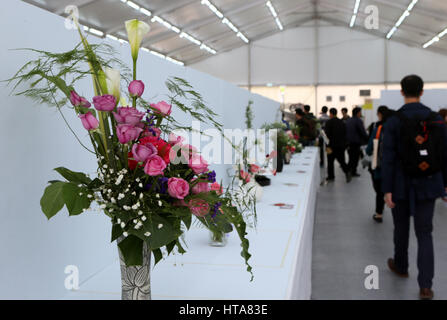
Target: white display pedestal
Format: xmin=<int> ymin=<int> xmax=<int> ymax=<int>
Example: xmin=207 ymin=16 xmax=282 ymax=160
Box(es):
xmin=64 ymin=147 xmax=320 ymax=300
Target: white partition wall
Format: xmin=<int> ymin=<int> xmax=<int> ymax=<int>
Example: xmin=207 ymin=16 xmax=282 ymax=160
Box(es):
xmin=0 ymin=0 xmax=279 ymax=299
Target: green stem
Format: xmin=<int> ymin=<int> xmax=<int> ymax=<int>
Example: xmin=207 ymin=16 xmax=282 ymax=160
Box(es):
xmin=132 ymin=59 xmax=137 ymax=108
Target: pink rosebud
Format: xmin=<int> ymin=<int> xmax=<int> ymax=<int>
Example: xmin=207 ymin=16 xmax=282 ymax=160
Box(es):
xmin=128 ymin=80 xmax=145 ymax=98
xmin=188 ymin=199 xmax=210 ymax=218
xmin=188 ymin=154 xmax=209 ymax=174
xmin=79 ymin=112 xmax=99 ymax=131
xmin=168 ymin=133 xmax=185 ymax=145
xmin=191 ymin=179 xmax=210 ymax=195
xmin=116 ymin=124 xmax=143 ymax=144
xmin=144 ymin=155 xmax=167 ymax=176
xmin=210 ymin=182 xmax=223 ymax=195
xmin=131 ymin=143 xmax=157 ymax=162
xmin=249 ymin=164 xmax=261 ymax=174
xmin=93 ymin=94 xmax=116 ymax=112
xmin=240 ymin=170 xmax=251 ymax=183
xmin=167 ymin=177 xmax=190 ymax=199
xmin=70 ymin=91 xmax=91 ymax=108
xmin=113 ymin=106 xmax=145 ymax=125
xmin=151 ymin=101 xmax=172 ymax=117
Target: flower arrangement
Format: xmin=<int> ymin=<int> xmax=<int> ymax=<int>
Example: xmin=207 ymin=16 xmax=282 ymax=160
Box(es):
xmin=7 ymin=20 xmax=253 ymax=279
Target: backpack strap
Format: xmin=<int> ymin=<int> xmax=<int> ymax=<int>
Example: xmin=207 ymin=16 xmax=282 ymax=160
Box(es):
xmin=375 ymin=125 xmax=383 ymax=140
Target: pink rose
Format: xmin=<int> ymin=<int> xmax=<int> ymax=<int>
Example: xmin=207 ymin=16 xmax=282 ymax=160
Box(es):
xmin=128 ymin=80 xmax=145 ymax=98
xmin=168 ymin=133 xmax=184 ymax=146
xmin=93 ymin=94 xmax=116 ymax=111
xmin=79 ymin=112 xmax=99 ymax=131
xmin=151 ymin=101 xmax=172 ymax=116
xmin=188 ymin=199 xmax=210 ymax=217
xmin=188 ymin=154 xmax=208 ymax=174
xmin=167 ymin=177 xmax=190 ymax=199
xmin=113 ymin=107 xmax=145 ymax=125
xmin=191 ymin=179 xmax=210 ymax=195
xmin=144 ymin=155 xmax=167 ymax=176
xmin=70 ymin=91 xmax=91 ymax=108
xmin=210 ymin=182 xmax=223 ymax=195
xmin=132 ymin=143 xmax=157 ymax=162
xmin=116 ymin=124 xmax=143 ymax=144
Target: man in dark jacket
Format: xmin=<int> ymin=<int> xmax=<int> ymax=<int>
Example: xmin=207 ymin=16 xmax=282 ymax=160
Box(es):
xmin=324 ymin=108 xmax=352 ymax=183
xmin=382 ymin=75 xmax=447 ymax=300
xmin=346 ymin=107 xmax=369 ymax=176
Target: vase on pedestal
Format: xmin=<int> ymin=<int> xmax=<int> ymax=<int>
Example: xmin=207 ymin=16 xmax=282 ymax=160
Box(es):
xmin=118 ymin=240 xmax=151 ymax=300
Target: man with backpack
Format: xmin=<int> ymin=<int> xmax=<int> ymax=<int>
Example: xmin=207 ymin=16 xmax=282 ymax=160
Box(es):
xmin=382 ymin=75 xmax=447 ymax=300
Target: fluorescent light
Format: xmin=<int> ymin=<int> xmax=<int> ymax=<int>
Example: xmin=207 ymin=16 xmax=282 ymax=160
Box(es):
xmin=151 ymin=16 xmax=181 ymax=34
xmin=266 ymin=1 xmax=283 ymax=31
xmin=166 ymin=56 xmax=185 ymax=66
xmin=386 ymin=0 xmax=418 ymax=40
xmin=202 ymin=0 xmax=249 ymax=43
xmin=200 ymin=44 xmax=217 ymax=55
xmin=350 ymin=0 xmax=361 ymax=28
xmin=106 ymin=34 xmax=119 ymax=41
xmin=180 ymin=32 xmax=201 ymax=46
xmin=423 ymin=27 xmax=447 ymax=49
xmin=201 ymin=0 xmax=224 ymax=19
xmin=126 ymin=1 xmax=140 ymax=10
xmin=88 ymin=28 xmax=104 ymax=37
xmin=140 ymin=8 xmax=152 ymax=17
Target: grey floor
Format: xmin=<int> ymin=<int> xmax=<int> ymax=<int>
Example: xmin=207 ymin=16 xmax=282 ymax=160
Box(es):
xmin=312 ymin=164 xmax=447 ymax=300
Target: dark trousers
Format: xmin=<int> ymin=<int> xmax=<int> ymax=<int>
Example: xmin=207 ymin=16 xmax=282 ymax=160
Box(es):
xmin=371 ymin=175 xmax=385 ymax=214
xmin=392 ymin=199 xmax=435 ymax=289
xmin=319 ymin=137 xmax=325 ymax=166
xmin=348 ymin=143 xmax=361 ymax=174
xmin=327 ymin=147 xmax=349 ymax=179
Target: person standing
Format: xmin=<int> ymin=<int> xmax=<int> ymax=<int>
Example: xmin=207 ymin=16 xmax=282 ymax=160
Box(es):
xmin=366 ymin=106 xmax=389 ymax=223
xmin=346 ymin=107 xmax=368 ymax=176
xmin=324 ymin=108 xmax=352 ymax=183
xmin=319 ymin=106 xmax=330 ymax=167
xmin=382 ymin=75 xmax=447 ymax=300
xmin=439 ymin=109 xmax=447 ymax=125
xmin=341 ymin=108 xmax=350 ymax=122
xmin=296 ymin=108 xmax=317 ymax=147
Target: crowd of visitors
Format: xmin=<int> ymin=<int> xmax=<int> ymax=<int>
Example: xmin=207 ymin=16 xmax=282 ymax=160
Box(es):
xmin=290 ymin=75 xmax=447 ymax=300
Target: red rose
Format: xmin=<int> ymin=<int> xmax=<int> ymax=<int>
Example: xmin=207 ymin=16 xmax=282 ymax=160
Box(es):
xmin=140 ymin=136 xmax=172 ymax=164
xmin=128 ymin=152 xmax=138 ymax=170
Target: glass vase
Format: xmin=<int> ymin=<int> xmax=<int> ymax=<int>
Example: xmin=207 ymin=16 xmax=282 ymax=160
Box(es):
xmin=209 ymin=231 xmax=228 ymax=247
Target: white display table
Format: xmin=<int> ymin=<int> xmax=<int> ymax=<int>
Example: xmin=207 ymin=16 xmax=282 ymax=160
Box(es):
xmin=64 ymin=147 xmax=319 ymax=300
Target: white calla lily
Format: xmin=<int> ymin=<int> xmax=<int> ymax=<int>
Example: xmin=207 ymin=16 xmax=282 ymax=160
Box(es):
xmin=125 ymin=19 xmax=150 ymax=62
xmin=105 ymin=67 xmax=121 ymax=102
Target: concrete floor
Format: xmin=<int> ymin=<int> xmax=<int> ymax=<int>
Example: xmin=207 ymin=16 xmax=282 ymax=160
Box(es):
xmin=312 ymin=165 xmax=447 ymax=300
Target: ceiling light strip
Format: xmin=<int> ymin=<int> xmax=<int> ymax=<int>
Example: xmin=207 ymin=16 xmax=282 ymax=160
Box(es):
xmin=349 ymin=0 xmax=361 ymax=28
xmin=201 ymin=0 xmax=250 ymax=43
xmin=386 ymin=0 xmax=418 ymax=39
xmin=423 ymin=26 xmax=447 ymax=49
xmin=120 ymin=0 xmax=152 ymax=17
xmin=266 ymin=1 xmax=283 ymax=31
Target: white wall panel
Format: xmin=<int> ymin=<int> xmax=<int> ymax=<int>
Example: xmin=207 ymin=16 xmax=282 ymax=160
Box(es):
xmin=0 ymin=0 xmax=279 ymax=299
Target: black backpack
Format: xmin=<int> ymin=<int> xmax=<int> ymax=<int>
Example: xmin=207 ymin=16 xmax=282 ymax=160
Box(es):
xmin=396 ymin=111 xmax=445 ymax=177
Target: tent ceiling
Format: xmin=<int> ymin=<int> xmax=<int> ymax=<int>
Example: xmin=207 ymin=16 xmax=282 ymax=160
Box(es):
xmin=22 ymin=0 xmax=447 ymax=65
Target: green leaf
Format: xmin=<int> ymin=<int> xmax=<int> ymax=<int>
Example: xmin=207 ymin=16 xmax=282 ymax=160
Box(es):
xmin=55 ymin=167 xmax=91 ymax=185
xmin=40 ymin=182 xmax=65 ymax=219
xmin=62 ymin=183 xmax=91 ymax=216
xmin=111 ymin=224 xmax=122 ymax=242
xmin=152 ymin=248 xmax=163 ymax=266
xmin=143 ymin=215 xmax=182 ymax=250
xmin=118 ymin=235 xmax=143 ymax=266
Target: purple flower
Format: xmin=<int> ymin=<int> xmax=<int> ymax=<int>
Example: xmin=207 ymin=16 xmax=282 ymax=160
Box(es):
xmin=128 ymin=80 xmax=145 ymax=98
xmin=207 ymin=171 xmax=216 ymax=183
xmin=93 ymin=94 xmax=116 ymax=112
xmin=157 ymin=177 xmax=169 ymax=194
xmin=211 ymin=202 xmax=222 ymax=218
